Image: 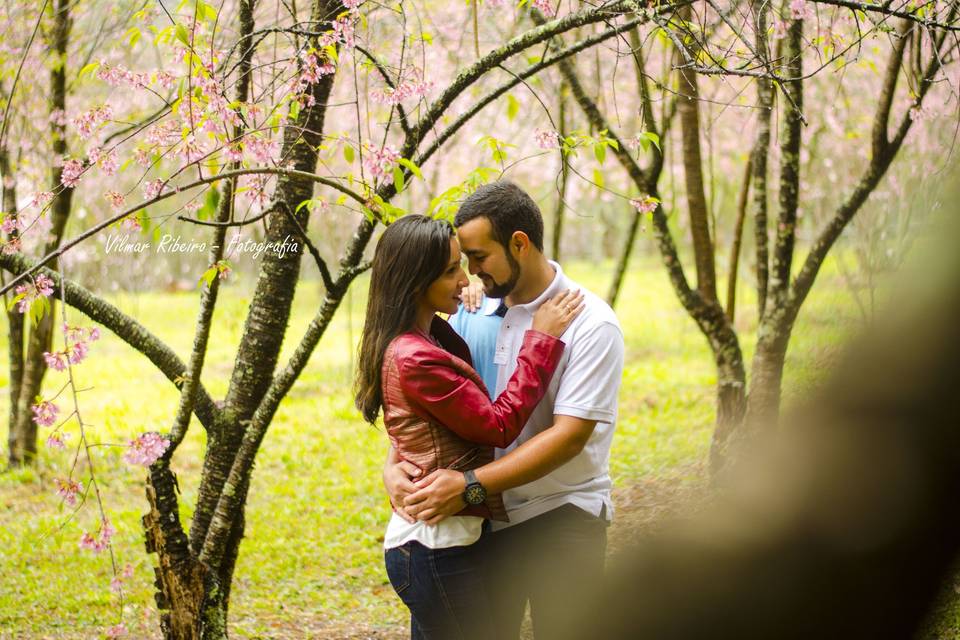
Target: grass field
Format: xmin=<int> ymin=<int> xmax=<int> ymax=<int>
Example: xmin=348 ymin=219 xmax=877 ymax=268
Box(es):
xmin=0 ymin=253 xmax=873 ymax=638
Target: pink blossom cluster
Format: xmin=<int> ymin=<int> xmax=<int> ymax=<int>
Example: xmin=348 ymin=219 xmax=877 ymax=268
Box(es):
xmin=371 ymin=75 xmax=434 ymax=106
xmin=534 ymin=129 xmax=561 ymax=149
xmin=155 ymin=70 xmax=177 ymax=90
xmin=180 ymin=134 xmax=207 ymax=164
xmin=60 ymin=158 xmax=84 ymax=188
xmin=31 ymin=399 xmax=59 ymax=427
xmin=197 ymin=76 xmax=241 ymax=131
xmin=97 ymin=64 xmax=148 ymax=89
xmin=224 ymin=143 xmax=244 ymax=163
xmin=49 ymin=109 xmax=68 ymax=127
xmin=122 ymin=216 xmax=142 ymax=231
xmin=143 ymin=179 xmax=165 ymax=200
xmin=146 ymin=119 xmax=181 ymax=147
xmin=343 ymin=0 xmax=362 ymax=9
xmin=2 ymin=214 xmax=24 ymax=235
xmin=242 ymin=174 xmax=272 ymax=207
xmin=630 ymin=196 xmax=659 ymax=215
xmin=123 ymin=432 xmax=170 ymax=467
xmin=30 ymin=191 xmax=54 ymax=208
xmin=320 ymin=15 xmax=356 ymax=49
xmin=88 ymin=147 xmax=119 ymax=176
xmin=532 ymin=0 xmax=555 ymax=16
xmin=246 ymin=136 xmax=279 ymax=164
xmin=55 ymin=478 xmax=83 ymax=507
xmin=788 ymin=0 xmax=813 ymax=20
xmin=134 ymin=148 xmax=153 ymax=167
xmin=110 ymin=563 xmax=135 ymax=594
xmin=363 ymin=145 xmax=401 ymax=179
xmin=14 ymin=274 xmax=55 ymax=313
xmin=72 ymin=104 xmax=113 ymax=140
xmin=79 ymin=519 xmax=115 ymax=553
xmin=46 ymin=432 xmax=68 ymax=449
xmin=105 ymin=624 xmax=127 ymax=639
xmin=43 ymin=323 xmax=100 ymax=371
xmin=1 ymin=237 xmax=21 ymax=255
xmin=104 ymin=191 xmax=125 ymax=210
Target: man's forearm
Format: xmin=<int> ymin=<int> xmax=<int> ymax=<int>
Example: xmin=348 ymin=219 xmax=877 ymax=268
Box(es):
xmin=474 ymin=416 xmax=593 ymax=494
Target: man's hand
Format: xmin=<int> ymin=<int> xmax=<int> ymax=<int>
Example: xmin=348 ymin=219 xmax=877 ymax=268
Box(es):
xmin=460 ymin=281 xmax=484 ymax=313
xmin=383 ymin=458 xmax=422 ymax=524
xmin=404 ymin=468 xmax=467 ymax=525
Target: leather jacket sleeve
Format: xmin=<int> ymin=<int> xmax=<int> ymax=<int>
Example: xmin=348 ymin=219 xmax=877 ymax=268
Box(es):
xmin=398 ymin=330 xmax=563 ymax=448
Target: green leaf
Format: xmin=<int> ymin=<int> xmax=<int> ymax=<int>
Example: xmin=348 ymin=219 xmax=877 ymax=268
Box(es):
xmin=125 ymin=26 xmax=141 ymax=48
xmin=643 ymin=131 xmax=661 ymax=152
xmin=594 ymin=143 xmax=606 ymax=165
xmin=593 ymin=168 xmax=605 ymax=190
xmin=78 ymin=62 xmax=100 ymax=80
xmin=289 ymin=99 xmax=300 ymax=121
xmin=175 ymin=23 xmax=191 ymax=46
xmin=506 ymin=94 xmax=519 ymax=122
xmin=393 ymin=166 xmax=405 ymax=192
xmin=343 ymin=145 xmax=355 ymax=164
xmin=7 ymin=293 xmax=24 ymax=312
xmin=397 ymin=158 xmax=422 ymax=179
xmin=198 ymin=266 xmax=217 ymax=289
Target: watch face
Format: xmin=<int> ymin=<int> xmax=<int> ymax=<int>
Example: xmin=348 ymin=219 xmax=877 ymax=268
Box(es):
xmin=465 ymin=485 xmax=486 ymax=505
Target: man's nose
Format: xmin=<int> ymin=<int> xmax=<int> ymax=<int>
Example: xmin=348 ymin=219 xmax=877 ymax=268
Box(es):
xmin=466 ymin=259 xmax=480 ymax=275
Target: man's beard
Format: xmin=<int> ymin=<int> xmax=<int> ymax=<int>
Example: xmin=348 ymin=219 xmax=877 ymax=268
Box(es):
xmin=482 ymin=251 xmax=521 ymax=299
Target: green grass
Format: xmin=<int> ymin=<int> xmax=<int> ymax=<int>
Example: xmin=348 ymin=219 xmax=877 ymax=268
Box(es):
xmin=0 ymin=253 xmax=865 ymax=638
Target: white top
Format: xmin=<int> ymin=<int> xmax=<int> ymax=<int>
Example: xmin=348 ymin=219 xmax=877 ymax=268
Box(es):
xmin=383 ymin=512 xmax=483 ymax=549
xmin=492 ymin=261 xmax=624 ymax=530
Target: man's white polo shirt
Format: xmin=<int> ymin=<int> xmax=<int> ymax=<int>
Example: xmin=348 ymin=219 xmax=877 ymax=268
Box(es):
xmin=492 ymin=261 xmax=624 ymax=530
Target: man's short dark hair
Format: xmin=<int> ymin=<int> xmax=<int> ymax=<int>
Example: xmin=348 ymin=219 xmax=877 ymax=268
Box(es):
xmin=454 ymin=181 xmax=544 ymax=252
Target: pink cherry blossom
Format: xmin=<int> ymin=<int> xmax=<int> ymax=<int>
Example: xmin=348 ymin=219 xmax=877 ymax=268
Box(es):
xmin=630 ymin=196 xmax=659 ymax=215
xmin=105 ymin=623 xmax=127 ymax=638
xmin=371 ymin=74 xmax=434 ymax=106
xmin=789 ymin=0 xmax=813 ymax=19
xmin=532 ymin=0 xmax=555 ymax=16
xmin=143 ymin=179 xmax=165 ymax=200
xmin=72 ymin=104 xmax=113 ymax=139
xmin=46 ymin=432 xmax=68 ymax=449
xmin=80 ymin=519 xmax=116 ymax=553
xmin=534 ymin=129 xmax=561 ymax=149
xmin=2 ymin=237 xmax=21 ymax=255
xmin=123 ymin=432 xmax=170 ymax=467
xmin=2 ymin=214 xmax=24 ymax=235
xmin=104 ymin=191 xmax=125 ymax=210
xmin=55 ymin=478 xmax=83 ymax=506
xmin=31 ymin=400 xmax=59 ymax=427
xmin=43 ymin=351 xmax=68 ymax=371
xmin=30 ymin=191 xmax=54 ymax=208
xmin=362 ymin=145 xmax=400 ymax=179
xmin=14 ymin=274 xmax=56 ymax=313
xmin=60 ymin=158 xmax=84 ymax=188
xmin=122 ymin=216 xmax=142 ymax=231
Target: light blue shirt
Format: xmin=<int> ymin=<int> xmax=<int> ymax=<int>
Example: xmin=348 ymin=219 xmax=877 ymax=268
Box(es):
xmin=447 ymin=295 xmax=503 ymax=400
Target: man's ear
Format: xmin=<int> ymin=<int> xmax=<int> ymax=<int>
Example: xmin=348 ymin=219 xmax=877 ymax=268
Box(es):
xmin=510 ymin=231 xmax=532 ymax=257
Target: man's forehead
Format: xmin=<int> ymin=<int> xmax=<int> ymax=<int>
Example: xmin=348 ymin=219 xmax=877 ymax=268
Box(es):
xmin=456 ymin=216 xmax=496 ymax=248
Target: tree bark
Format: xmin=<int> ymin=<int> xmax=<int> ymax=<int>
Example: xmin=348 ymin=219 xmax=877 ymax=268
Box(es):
xmin=9 ymin=0 xmax=73 ymax=466
xmin=725 ymin=156 xmax=752 ymax=321
xmin=676 ymin=5 xmax=718 ymax=303
xmin=1 ymin=146 xmax=24 ymax=466
xmin=551 ymin=81 xmax=569 ymax=261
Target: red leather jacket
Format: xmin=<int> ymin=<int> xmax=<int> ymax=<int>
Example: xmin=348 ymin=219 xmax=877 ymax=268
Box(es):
xmin=381 ymin=316 xmax=563 ymax=521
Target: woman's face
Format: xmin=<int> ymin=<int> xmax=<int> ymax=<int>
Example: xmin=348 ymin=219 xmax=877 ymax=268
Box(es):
xmin=421 ymin=237 xmax=468 ymax=315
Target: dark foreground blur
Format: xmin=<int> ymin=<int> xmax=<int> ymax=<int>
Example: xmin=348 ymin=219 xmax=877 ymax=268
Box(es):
xmin=554 ymin=193 xmax=960 ymax=639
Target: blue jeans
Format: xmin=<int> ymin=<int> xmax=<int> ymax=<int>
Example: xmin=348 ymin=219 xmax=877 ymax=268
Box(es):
xmin=385 ymin=534 xmax=496 ymax=640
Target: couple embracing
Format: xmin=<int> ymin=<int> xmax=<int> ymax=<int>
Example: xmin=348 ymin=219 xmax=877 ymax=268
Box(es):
xmin=354 ymin=181 xmax=625 ymax=639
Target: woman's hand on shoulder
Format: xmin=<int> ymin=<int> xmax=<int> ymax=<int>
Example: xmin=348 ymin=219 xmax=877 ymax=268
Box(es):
xmin=532 ymin=289 xmax=585 ymax=337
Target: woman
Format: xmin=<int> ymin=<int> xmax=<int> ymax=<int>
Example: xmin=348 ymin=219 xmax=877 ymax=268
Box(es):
xmin=355 ymin=215 xmax=582 ymax=639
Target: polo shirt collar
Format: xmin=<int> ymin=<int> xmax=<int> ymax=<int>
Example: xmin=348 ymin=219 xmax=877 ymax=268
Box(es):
xmin=512 ymin=260 xmax=567 ymax=312
xmin=481 ymin=295 xmax=503 ymax=316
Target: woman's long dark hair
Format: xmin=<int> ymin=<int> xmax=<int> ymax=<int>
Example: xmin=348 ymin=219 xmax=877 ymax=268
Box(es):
xmin=355 ymin=215 xmax=455 ymax=423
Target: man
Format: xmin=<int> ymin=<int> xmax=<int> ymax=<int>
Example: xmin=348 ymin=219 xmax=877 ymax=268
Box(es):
xmin=384 ymin=180 xmax=624 ymax=638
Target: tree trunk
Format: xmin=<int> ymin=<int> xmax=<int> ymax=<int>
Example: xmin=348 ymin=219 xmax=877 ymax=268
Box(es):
xmin=551 ymin=81 xmax=569 ymax=261
xmin=9 ymin=0 xmax=73 ymax=466
xmin=725 ymin=155 xmax=752 ymax=321
xmin=1 ymin=147 xmax=24 ymax=466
